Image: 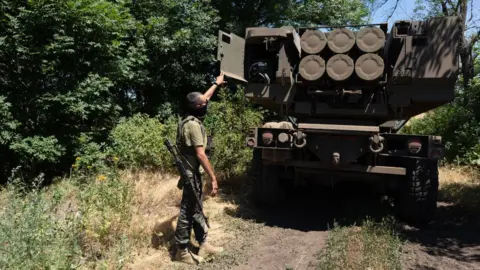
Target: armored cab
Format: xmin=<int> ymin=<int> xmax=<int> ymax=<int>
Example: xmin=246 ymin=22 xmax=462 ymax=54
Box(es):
xmin=217 ymin=16 xmax=461 ymax=226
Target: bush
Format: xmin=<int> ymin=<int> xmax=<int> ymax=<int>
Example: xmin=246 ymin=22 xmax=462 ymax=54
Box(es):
xmin=108 ymin=114 xmax=178 ymax=172
xmin=71 ymin=134 xmax=111 ymax=179
xmin=203 ymin=87 xmax=263 ymax=179
xmin=0 ymin=153 xmax=136 ymax=269
xmin=85 ymin=86 xmax=264 ymax=179
xmin=0 ymin=176 xmax=83 ymax=269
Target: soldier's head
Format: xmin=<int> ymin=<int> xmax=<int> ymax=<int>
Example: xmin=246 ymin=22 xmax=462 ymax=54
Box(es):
xmin=185 ymin=92 xmax=209 ymax=119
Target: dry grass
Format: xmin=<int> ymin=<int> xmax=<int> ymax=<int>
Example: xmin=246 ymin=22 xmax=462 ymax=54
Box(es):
xmin=404 ymin=112 xmax=428 ymax=127
xmin=0 ymin=187 xmax=9 ymax=215
xmin=120 ymin=171 xmax=182 ymax=268
xmin=122 ymin=171 xmax=254 ymax=270
xmin=125 ymin=171 xmax=181 ymax=243
xmin=438 ymin=165 xmax=480 ymax=211
xmin=110 ymin=165 xmax=480 ymax=269
xmin=439 ymin=165 xmax=478 ymax=186
xmin=7 ymin=163 xmax=474 ymax=269
xmin=0 ymin=169 xmax=260 ymax=269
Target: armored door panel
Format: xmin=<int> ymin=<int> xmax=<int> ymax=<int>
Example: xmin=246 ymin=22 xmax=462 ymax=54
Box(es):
xmin=217 ymin=31 xmax=247 ymax=82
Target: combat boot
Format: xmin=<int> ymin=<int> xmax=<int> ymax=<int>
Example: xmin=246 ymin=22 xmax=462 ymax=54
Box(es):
xmin=198 ymin=241 xmax=224 ymax=258
xmin=174 ymin=248 xmax=202 ymax=265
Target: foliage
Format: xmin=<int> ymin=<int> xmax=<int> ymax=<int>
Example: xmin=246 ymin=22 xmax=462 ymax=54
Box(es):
xmin=0 ymin=160 xmax=135 ymax=269
xmin=86 ymin=86 xmax=263 ymax=179
xmin=281 ymin=0 xmax=370 ymax=27
xmin=212 ymin=0 xmax=370 ymax=35
xmin=10 ymin=136 xmax=66 ymax=164
xmin=74 ymin=165 xmax=134 ymax=267
xmin=108 ymin=113 xmax=177 ymax=172
xmin=0 ymin=0 xmax=146 ymax=182
xmin=128 ymin=0 xmax=221 ymax=116
xmin=0 ymin=176 xmax=83 ymax=269
xmin=71 ymin=134 xmax=111 ymax=178
xmin=0 ymin=96 xmax=20 ymax=145
xmin=0 ymin=0 xmax=422 ymax=268
xmin=204 ymin=87 xmax=264 ymax=178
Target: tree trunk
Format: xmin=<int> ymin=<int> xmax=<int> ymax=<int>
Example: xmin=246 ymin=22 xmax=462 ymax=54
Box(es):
xmin=457 ymin=0 xmax=472 ymax=88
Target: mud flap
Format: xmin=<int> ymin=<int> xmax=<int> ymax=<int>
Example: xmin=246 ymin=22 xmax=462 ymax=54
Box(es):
xmin=217 ymin=30 xmax=247 ymax=83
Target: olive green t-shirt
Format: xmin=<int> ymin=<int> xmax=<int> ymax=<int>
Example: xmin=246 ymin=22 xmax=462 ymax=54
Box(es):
xmin=178 ymin=118 xmax=207 ymax=176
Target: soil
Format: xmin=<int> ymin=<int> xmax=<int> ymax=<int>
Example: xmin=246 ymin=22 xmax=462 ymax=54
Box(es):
xmin=231 ymin=226 xmax=328 ymax=270
xmin=212 ymin=182 xmax=480 ymax=270
xmin=400 ymin=201 xmax=480 ymax=270
xmin=212 ymin=183 xmax=396 ymax=270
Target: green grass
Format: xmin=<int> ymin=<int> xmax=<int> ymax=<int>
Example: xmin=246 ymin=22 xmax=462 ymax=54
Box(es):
xmin=317 ymin=217 xmax=403 ymax=270
xmin=0 ymin=169 xmax=134 ymax=269
xmin=0 ymin=177 xmax=83 ymax=269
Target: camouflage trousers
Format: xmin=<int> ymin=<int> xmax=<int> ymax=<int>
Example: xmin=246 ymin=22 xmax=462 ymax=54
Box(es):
xmin=174 ymin=172 xmax=208 ymax=249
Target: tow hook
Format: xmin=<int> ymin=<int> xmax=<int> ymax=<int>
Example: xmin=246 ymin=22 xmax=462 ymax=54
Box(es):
xmin=369 ymin=134 xmax=385 ymax=153
xmin=333 ymin=152 xmax=340 ymax=166
xmin=293 ymin=131 xmax=307 ymax=148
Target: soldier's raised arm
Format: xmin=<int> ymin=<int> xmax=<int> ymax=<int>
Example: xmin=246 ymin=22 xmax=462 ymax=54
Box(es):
xmin=204 ymin=71 xmax=225 ymax=100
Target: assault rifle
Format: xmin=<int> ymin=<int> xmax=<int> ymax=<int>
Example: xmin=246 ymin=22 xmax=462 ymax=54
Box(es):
xmin=163 ymin=139 xmax=210 ymax=228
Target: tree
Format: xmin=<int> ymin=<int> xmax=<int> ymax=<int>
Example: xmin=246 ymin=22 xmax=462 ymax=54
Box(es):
xmin=127 ymin=0 xmax=220 ymax=118
xmin=375 ymin=0 xmax=479 ymax=88
xmin=211 ymin=0 xmax=371 ymax=36
xmin=0 ymin=0 xmax=146 ymax=182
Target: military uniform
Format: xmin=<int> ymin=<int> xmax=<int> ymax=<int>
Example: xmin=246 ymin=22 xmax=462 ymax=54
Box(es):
xmin=174 ymin=115 xmax=209 ymax=249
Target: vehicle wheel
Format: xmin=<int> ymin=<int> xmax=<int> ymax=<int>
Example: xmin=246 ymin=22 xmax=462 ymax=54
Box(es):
xmin=394 ymin=158 xmax=439 ymax=227
xmin=249 ymin=148 xmax=285 ymax=206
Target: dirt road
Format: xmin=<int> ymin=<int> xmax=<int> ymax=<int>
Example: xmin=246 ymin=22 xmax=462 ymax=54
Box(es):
xmin=208 ymin=181 xmax=480 ymax=270
xmin=206 ymin=184 xmax=395 ymax=270
xmin=231 ymin=227 xmax=327 ymax=270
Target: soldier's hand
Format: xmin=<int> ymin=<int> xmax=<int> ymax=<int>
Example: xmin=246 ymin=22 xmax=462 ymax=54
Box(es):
xmin=216 ymin=71 xmax=226 ymax=85
xmin=210 ymin=178 xmax=218 ymax=196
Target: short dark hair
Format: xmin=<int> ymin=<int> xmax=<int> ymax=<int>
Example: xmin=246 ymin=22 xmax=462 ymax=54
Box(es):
xmin=185 ymin=92 xmax=203 ymax=109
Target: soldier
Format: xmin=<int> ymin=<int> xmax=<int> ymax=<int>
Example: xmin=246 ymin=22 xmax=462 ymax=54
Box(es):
xmin=174 ymin=71 xmax=226 ymax=265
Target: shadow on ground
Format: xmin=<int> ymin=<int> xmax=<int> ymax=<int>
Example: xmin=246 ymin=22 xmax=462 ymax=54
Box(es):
xmin=400 ymin=182 xmax=480 ymax=268
xmin=220 ymin=179 xmax=394 ymax=232
xmin=219 ymin=175 xmax=480 ymax=268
